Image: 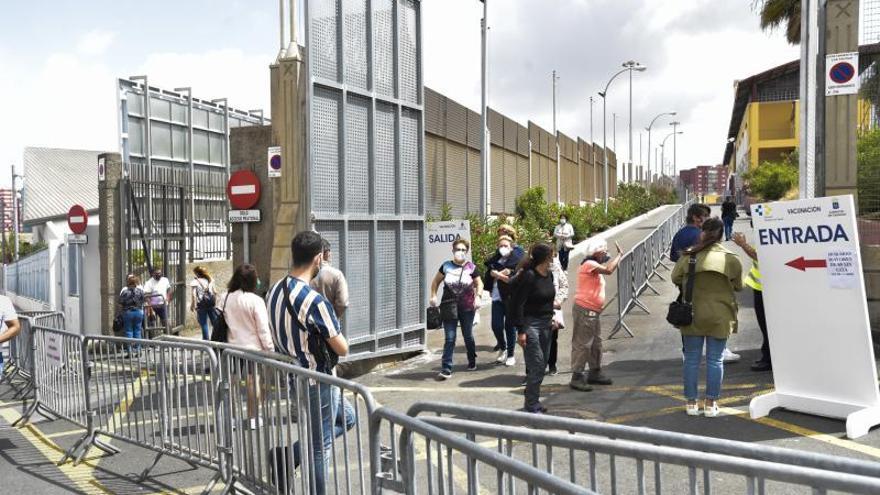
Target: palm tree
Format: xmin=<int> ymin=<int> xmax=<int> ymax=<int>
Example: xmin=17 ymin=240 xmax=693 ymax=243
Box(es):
xmin=755 ymin=0 xmax=801 ymax=44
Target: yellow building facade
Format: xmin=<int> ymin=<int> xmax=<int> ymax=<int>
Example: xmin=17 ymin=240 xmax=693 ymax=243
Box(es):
xmin=729 ymin=100 xmax=799 ymax=174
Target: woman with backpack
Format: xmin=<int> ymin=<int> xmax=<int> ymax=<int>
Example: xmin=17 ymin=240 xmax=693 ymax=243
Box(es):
xmin=190 ymin=266 xmax=217 ymax=340
xmin=671 ymin=217 xmax=743 ymax=417
xmin=508 ymin=243 xmax=556 ymax=414
xmin=118 ymin=275 xmax=146 ymax=353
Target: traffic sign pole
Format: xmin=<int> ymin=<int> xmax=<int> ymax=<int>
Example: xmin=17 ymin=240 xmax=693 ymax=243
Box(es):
xmin=243 ymin=223 xmax=250 ymax=264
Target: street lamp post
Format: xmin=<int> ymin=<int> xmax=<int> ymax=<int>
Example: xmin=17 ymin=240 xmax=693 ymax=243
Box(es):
xmin=479 ymin=0 xmax=489 ymax=219
xmin=646 ymin=111 xmax=676 ymax=185
xmin=660 ymin=131 xmax=683 ymax=180
xmin=623 ymin=60 xmax=640 ymax=186
xmin=599 ymin=61 xmax=645 ymax=213
xmin=670 ymin=121 xmax=681 ymax=179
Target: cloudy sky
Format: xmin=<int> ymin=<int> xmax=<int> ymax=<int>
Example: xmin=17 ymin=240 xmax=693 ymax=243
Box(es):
xmin=0 ymin=0 xmax=811 ymax=187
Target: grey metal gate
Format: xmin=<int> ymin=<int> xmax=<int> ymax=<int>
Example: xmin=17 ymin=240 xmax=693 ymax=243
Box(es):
xmin=122 ymin=179 xmax=187 ymax=335
xmin=305 ymin=0 xmax=426 ymax=358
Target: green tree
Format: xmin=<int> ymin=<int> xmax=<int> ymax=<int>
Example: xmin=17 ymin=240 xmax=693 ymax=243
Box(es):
xmin=858 ymin=129 xmax=880 ymax=216
xmin=744 ymin=152 xmax=799 ymax=201
xmin=754 ymin=0 xmax=801 ymax=44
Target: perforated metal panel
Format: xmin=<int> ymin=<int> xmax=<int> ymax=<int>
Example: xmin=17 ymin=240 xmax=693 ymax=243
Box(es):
xmin=345 ymin=95 xmax=370 ymax=213
xmin=467 ymin=149 xmax=481 ymax=213
xmin=426 ymin=137 xmax=445 ymax=217
xmin=307 ymin=0 xmax=425 ymax=359
xmin=503 ymin=149 xmax=517 ymax=214
xmin=517 ymin=155 xmax=529 ymax=198
xmin=490 ymin=149 xmax=504 ymax=214
xmin=445 ymin=143 xmax=468 ymax=217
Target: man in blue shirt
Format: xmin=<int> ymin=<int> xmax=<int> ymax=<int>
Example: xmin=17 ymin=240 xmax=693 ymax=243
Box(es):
xmin=267 ymin=230 xmax=353 ymax=494
xmin=670 ymin=203 xmax=711 ymax=262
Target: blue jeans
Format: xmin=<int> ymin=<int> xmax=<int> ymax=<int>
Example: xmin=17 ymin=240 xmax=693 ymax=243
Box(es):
xmin=441 ymin=310 xmax=476 ymax=373
xmin=123 ymin=309 xmax=144 ymax=352
xmin=197 ymin=308 xmax=217 ymax=340
xmin=491 ymin=301 xmax=517 ymax=358
xmin=723 ymin=217 xmax=735 ymax=240
xmin=290 ymin=384 xmax=356 ymax=495
xmin=682 ymin=335 xmax=727 ymax=401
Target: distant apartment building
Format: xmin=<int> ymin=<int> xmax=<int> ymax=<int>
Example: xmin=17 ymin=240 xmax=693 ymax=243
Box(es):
xmin=0 ymin=188 xmax=22 ymax=233
xmin=680 ymin=165 xmax=729 ymax=199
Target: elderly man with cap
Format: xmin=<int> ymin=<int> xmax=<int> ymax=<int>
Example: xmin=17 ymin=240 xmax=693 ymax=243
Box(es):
xmin=569 ymin=237 xmax=622 ymax=391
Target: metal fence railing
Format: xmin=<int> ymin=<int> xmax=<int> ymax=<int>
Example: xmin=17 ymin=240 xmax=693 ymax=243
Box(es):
xmin=3 ymin=248 xmax=51 ymax=306
xmin=408 ymin=401 xmax=880 ymax=495
xmin=609 ymin=201 xmax=691 ymax=338
xmin=7 ymin=318 xmax=880 ymax=494
xmin=0 ymin=316 xmax=36 ymax=399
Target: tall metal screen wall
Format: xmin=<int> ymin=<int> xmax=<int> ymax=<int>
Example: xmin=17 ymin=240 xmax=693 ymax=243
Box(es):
xmin=118 ymin=78 xmax=266 ymax=262
xmin=306 ymin=0 xmax=426 ymax=358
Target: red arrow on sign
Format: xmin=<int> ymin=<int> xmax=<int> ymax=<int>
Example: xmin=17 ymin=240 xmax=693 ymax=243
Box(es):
xmin=785 ymin=257 xmax=828 ymax=272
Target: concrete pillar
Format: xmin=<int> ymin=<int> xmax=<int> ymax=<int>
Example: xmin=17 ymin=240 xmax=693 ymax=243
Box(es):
xmin=98 ymin=153 xmax=123 ymax=335
xmin=824 ymin=0 xmax=859 ymax=198
xmin=230 ymin=49 xmax=308 ymax=289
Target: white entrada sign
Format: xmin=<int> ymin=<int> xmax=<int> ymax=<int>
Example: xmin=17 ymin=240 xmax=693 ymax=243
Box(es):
xmin=749 ymin=195 xmax=879 ymax=438
xmin=826 ymin=52 xmax=859 ymax=96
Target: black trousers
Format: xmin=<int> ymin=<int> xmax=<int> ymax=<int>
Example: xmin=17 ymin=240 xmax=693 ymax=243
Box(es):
xmin=754 ymin=289 xmax=770 ymax=363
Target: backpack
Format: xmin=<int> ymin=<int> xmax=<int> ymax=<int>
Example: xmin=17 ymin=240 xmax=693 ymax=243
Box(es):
xmin=195 ymin=279 xmax=216 ymax=311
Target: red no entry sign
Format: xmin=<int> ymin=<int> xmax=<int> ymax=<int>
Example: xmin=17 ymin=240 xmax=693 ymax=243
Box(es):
xmin=227 ymin=170 xmax=261 ymax=210
xmin=67 ymin=205 xmax=88 ymax=234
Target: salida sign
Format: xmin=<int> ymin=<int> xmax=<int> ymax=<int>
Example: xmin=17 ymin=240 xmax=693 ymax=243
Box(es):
xmin=749 ymin=195 xmax=878 ymax=438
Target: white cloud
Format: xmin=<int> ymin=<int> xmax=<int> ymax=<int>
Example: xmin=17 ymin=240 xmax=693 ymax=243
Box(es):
xmin=76 ymin=30 xmax=117 ymax=57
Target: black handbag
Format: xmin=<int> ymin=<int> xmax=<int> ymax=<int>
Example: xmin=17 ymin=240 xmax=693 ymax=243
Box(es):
xmin=282 ymin=277 xmax=339 ymax=371
xmin=195 ymin=279 xmax=216 ymax=311
xmin=210 ymin=293 xmax=231 ymax=342
xmin=426 ymin=306 xmax=442 ymax=329
xmin=667 ymin=256 xmax=697 ymax=327
xmin=438 ymin=264 xmax=465 ymax=322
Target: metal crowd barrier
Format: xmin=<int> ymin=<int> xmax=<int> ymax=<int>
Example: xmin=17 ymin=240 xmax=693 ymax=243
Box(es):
xmin=0 ymin=316 xmax=36 ymax=399
xmin=14 ymin=326 xmax=87 ymax=429
xmin=221 ymin=348 xmax=378 ymax=495
xmin=371 ymin=407 xmax=594 ymax=495
xmin=609 ymin=201 xmax=693 ymax=339
xmin=408 ymin=401 xmax=880 ymax=495
xmin=68 ymin=335 xmax=223 ymax=486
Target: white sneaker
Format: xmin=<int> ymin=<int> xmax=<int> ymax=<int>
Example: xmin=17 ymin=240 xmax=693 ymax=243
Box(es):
xmin=495 ymin=349 xmax=506 ymax=363
xmin=704 ymin=401 xmax=721 ymax=418
xmin=722 ymin=348 xmax=741 ymax=363
xmin=504 ymin=356 xmax=516 ymax=367
xmin=686 ymin=402 xmax=700 ymax=416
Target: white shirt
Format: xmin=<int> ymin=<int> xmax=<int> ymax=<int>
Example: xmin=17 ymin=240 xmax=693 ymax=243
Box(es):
xmin=144 ymin=277 xmax=171 ymax=306
xmin=553 ymin=223 xmax=575 ymax=250
xmin=0 ymin=295 xmax=17 ymax=335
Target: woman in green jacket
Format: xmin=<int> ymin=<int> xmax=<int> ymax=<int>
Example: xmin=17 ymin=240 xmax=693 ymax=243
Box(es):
xmin=671 ymin=217 xmax=743 ymax=417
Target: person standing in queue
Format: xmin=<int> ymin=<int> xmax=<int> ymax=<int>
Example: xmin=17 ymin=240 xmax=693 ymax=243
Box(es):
xmin=310 ymin=239 xmax=350 ymax=320
xmin=545 ymin=248 xmax=569 ymax=376
xmin=553 ymin=214 xmax=575 ymax=270
xmin=569 ymin=239 xmax=622 ymax=391
xmin=266 ymin=231 xmax=353 ymax=495
xmin=721 ymin=196 xmax=738 ymax=241
xmin=190 ymin=266 xmax=217 ymax=340
xmin=484 ymin=234 xmax=525 ymax=366
xmin=430 ymin=239 xmax=483 ymax=380
xmin=509 ymin=243 xmax=556 ymax=414
xmin=732 ymin=231 xmax=771 ymax=372
xmin=672 ymin=218 xmax=743 ymax=417
xmin=670 ymin=204 xmax=711 ymax=262
xmin=118 ymin=275 xmax=146 ymax=354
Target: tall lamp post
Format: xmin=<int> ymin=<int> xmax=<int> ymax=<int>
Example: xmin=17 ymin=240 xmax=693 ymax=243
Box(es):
xmin=660 ymin=131 xmax=683 ymax=180
xmin=670 ymin=120 xmax=681 ymax=179
xmin=479 ymin=0 xmax=489 ymax=219
xmin=646 ymin=111 xmax=676 ymax=185
xmin=599 ymin=61 xmax=645 ymax=212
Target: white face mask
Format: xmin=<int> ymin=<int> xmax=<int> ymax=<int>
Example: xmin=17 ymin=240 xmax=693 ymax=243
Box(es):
xmin=560 ymin=219 xmax=567 ymax=225
xmin=498 ymin=247 xmax=512 ymax=258
xmin=453 ymin=251 xmax=466 ymax=262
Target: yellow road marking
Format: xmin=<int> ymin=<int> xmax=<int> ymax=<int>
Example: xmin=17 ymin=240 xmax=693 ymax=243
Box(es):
xmin=0 ymin=408 xmax=113 ymax=494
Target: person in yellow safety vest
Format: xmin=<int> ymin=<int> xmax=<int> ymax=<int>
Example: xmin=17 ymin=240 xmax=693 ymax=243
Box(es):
xmin=732 ymin=232 xmax=771 ymax=372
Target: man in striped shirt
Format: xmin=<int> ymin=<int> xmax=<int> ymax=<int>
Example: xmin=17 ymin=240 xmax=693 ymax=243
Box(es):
xmin=266 ymin=231 xmax=353 ymax=494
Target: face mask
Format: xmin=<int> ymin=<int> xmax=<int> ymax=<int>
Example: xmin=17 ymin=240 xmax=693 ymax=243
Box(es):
xmin=498 ymin=247 xmax=511 ymax=258
xmin=453 ymin=251 xmax=466 ymax=262
xmin=560 ymin=219 xmax=567 ymax=225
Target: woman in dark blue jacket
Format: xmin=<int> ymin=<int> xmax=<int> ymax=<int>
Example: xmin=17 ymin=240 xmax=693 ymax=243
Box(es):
xmin=484 ymin=233 xmax=525 ymax=366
